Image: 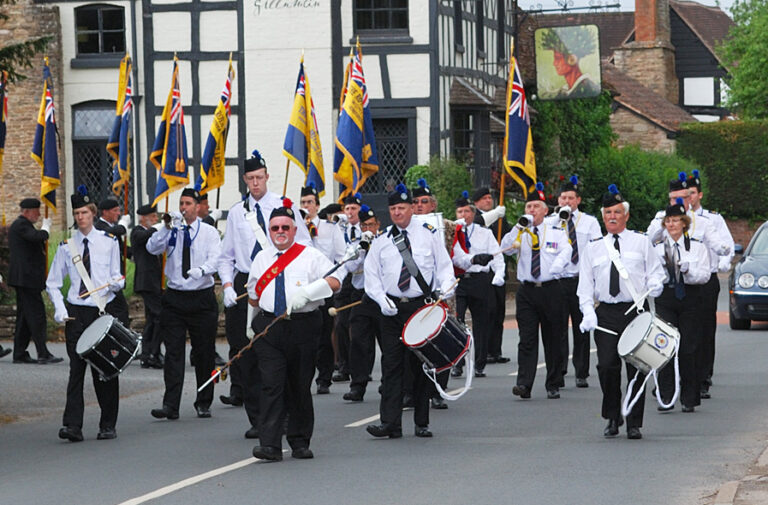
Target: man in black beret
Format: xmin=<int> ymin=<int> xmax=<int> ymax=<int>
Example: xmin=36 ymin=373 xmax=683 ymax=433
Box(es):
xmin=8 ymin=198 xmax=61 ymax=363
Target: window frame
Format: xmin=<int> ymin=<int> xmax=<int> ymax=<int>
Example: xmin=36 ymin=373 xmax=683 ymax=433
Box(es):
xmin=74 ymin=4 xmax=126 ymax=58
xmin=352 ymin=0 xmax=411 ymax=44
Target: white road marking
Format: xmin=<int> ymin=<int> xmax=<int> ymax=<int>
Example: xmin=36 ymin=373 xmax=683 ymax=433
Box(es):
xmin=116 ymin=452 xmax=286 ymax=505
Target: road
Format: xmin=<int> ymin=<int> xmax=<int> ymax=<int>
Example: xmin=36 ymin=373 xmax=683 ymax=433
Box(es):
xmin=1 ymin=279 xmax=767 ymax=505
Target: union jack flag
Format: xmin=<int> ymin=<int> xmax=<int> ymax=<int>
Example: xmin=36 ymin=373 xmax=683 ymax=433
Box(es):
xmin=197 ymin=57 xmax=235 ymax=196
xmin=108 ymin=55 xmax=134 ymax=196
xmin=503 ymin=49 xmax=536 ymax=198
xmin=31 ymin=59 xmax=60 ymax=211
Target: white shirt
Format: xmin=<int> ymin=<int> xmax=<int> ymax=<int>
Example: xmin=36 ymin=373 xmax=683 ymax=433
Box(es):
xmin=544 ymin=209 xmax=602 ymax=278
xmin=247 ymin=243 xmax=343 ymax=313
xmin=653 ymin=233 xmax=711 ymax=286
xmin=501 ymin=223 xmax=572 ymax=283
xmin=364 ymin=218 xmax=455 ymax=311
xmin=218 ymin=191 xmax=311 ymax=284
xmin=147 ymin=218 xmax=221 ymax=291
xmin=311 ymin=216 xmax=346 ymax=263
xmin=451 ymin=222 xmax=505 ymax=284
xmin=577 ymin=229 xmax=665 ymax=307
xmin=46 ymin=229 xmax=123 ymax=308
xmin=695 ymin=206 xmax=735 ymax=272
xmin=341 ymin=221 xmax=362 ymax=245
xmin=647 ymin=208 xmax=726 ymax=273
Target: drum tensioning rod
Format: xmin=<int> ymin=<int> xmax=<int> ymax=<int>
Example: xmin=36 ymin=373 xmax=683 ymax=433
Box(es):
xmin=197 ymin=313 xmax=288 ymax=392
xmin=328 ymin=300 xmax=363 ymax=317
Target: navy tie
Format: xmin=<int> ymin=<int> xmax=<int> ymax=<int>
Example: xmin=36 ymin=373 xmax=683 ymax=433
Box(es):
xmin=397 ymin=230 xmax=411 ymax=291
xmin=78 ymin=238 xmax=91 ymax=297
xmin=274 ymin=252 xmax=287 ymax=316
xmin=530 ymin=227 xmax=540 ymax=279
xmin=250 ymin=203 xmax=266 ymax=260
xmin=182 ymin=225 xmax=191 ymax=279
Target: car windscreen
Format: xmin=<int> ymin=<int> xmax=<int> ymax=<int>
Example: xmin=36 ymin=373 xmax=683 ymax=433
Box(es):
xmin=749 ymin=227 xmax=768 ymax=255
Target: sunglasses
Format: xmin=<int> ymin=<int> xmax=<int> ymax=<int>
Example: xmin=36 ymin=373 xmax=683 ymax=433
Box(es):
xmin=414 ymin=198 xmax=431 ymax=204
xmin=270 ymin=225 xmax=292 ymax=232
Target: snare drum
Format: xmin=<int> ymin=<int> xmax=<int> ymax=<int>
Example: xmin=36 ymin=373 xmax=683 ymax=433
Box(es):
xmin=617 ymin=312 xmax=679 ymax=375
xmin=402 ymin=304 xmax=471 ymax=372
xmin=76 ymin=315 xmax=142 ymax=381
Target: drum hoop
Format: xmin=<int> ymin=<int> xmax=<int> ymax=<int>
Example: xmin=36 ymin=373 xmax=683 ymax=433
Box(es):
xmin=76 ymin=314 xmax=116 ymax=356
xmin=401 ymin=304 xmax=448 ymax=348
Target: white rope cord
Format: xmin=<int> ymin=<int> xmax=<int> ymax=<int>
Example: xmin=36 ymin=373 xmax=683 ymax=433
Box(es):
xmin=621 ymin=340 xmax=680 ymax=417
xmin=423 ymin=332 xmax=474 ymax=401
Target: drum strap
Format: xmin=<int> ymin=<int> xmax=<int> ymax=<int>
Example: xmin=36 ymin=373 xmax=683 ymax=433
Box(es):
xmin=602 ymin=235 xmax=647 ymax=311
xmin=423 ymin=335 xmax=474 ymax=402
xmin=66 ymin=238 xmax=107 ymax=312
xmin=621 ymin=349 xmax=680 ymax=417
xmin=392 ymin=229 xmax=433 ymax=297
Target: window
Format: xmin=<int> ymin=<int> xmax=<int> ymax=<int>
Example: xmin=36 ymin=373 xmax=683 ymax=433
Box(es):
xmin=353 ymin=0 xmax=408 ymax=34
xmin=75 ymin=5 xmax=125 ymax=56
xmin=360 ymin=117 xmax=412 ymax=195
xmin=453 ymin=109 xmax=491 ymax=187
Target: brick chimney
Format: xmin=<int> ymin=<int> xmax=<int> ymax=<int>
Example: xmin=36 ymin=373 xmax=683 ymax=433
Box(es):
xmin=613 ymin=0 xmax=678 ymax=104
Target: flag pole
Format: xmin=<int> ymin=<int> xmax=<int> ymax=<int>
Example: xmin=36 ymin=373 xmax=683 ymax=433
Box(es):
xmin=44 ymin=206 xmax=49 ymax=276
xmin=498 ymin=40 xmax=514 ymax=243
xmin=122 ymin=182 xmax=128 ymax=273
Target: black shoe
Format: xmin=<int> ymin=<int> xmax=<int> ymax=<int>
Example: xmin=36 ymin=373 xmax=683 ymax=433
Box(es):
xmin=415 ymin=426 xmax=433 ymax=438
xmin=0 ymin=347 xmax=11 ymax=359
xmin=150 ymin=406 xmax=179 ymax=420
xmin=291 ymin=447 xmax=314 ymax=459
xmin=252 ymin=446 xmax=283 ymax=461
xmin=220 ymin=395 xmax=243 ymax=406
xmin=474 ymin=369 xmax=486 ymax=378
xmin=512 ymin=385 xmax=531 ymax=399
xmin=657 ymin=404 xmax=674 ymax=412
xmin=366 ymin=424 xmax=402 ymax=439
xmin=97 ymin=427 xmax=117 ymax=440
xmin=141 ymin=360 xmax=152 ymax=369
xmin=402 ymin=393 xmax=415 ymax=409
xmin=58 ymin=426 xmax=84 ymax=442
xmin=682 ymin=405 xmax=695 ymax=413
xmin=431 ymin=397 xmax=448 ymax=410
xmin=214 ymin=353 xmax=226 ymax=367
xmin=627 ymin=427 xmax=643 ymax=440
xmin=486 ymin=355 xmax=498 ymax=364
xmin=13 ymin=354 xmax=37 ymax=364
xmin=316 ymin=384 xmax=330 ymax=395
xmin=451 ymin=367 xmax=463 ymax=377
xmin=152 ymin=355 xmax=165 ymax=369
xmin=495 ymin=356 xmax=511 ymax=364
xmin=38 ymin=355 xmax=63 ymax=364
xmin=245 ymin=426 xmax=259 ymax=439
xmin=547 ymin=389 xmax=561 ymax=399
xmin=343 ymin=390 xmax=364 ymax=402
xmin=195 ymin=405 xmax=212 ymax=418
xmin=332 ymin=371 xmax=350 ymax=382
xmin=575 ymin=378 xmax=589 ymax=388
xmin=604 ymin=419 xmax=620 ymax=438
xmin=700 ymin=388 xmax=711 ymax=399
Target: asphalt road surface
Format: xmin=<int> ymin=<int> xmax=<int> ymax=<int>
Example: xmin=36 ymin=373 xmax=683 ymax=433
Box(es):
xmin=2 ymin=278 xmax=767 ymax=505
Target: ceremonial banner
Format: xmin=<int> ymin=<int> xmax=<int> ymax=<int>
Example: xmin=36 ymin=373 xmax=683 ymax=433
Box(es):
xmin=0 ymin=71 xmax=7 ymax=178
xmin=107 ymin=54 xmax=133 ymax=195
xmin=503 ymin=50 xmax=537 ymax=198
xmin=31 ymin=59 xmax=60 ymax=212
xmin=196 ymin=57 xmax=234 ymax=195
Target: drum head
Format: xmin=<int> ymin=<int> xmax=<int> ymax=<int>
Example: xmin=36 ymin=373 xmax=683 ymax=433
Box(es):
xmin=617 ymin=311 xmax=652 ymax=356
xmin=402 ymin=304 xmax=447 ymax=347
xmin=76 ymin=315 xmax=115 ymax=354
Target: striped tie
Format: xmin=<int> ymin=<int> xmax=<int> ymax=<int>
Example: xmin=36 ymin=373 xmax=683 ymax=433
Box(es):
xmin=78 ymin=238 xmax=91 ymax=297
xmin=530 ymin=227 xmax=540 ymax=279
xmin=397 ymin=230 xmax=411 ymax=291
xmin=568 ymin=217 xmax=578 ymax=264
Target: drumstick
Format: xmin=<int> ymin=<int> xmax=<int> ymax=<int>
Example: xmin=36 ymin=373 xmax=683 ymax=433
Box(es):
xmin=595 ymin=325 xmax=618 ymax=336
xmin=77 ymin=276 xmax=125 ymax=299
xmin=235 ymin=291 xmax=249 ymax=301
xmin=328 ymin=300 xmax=363 ymax=317
xmin=420 ymin=277 xmax=461 ymax=321
xmin=496 ymin=244 xmax=519 ymax=256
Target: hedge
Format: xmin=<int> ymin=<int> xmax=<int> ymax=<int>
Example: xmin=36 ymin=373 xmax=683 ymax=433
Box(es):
xmin=404 ymin=156 xmax=473 ymax=221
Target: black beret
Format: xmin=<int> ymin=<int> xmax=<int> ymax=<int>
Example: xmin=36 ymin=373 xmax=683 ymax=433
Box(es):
xmin=99 ymin=198 xmax=120 ymax=211
xmin=180 ymin=188 xmax=201 ymax=202
xmin=318 ymin=203 xmax=342 ymax=219
xmin=270 ymin=197 xmax=296 ymax=221
xmin=560 ymin=175 xmax=580 ymax=195
xmin=199 ymin=193 xmax=208 ymax=201
xmin=455 ymin=190 xmax=472 ymax=208
xmin=388 ymin=183 xmax=412 ymax=206
xmin=137 ymin=204 xmax=157 ymax=216
xmin=669 ymin=172 xmax=689 ymax=192
xmin=412 ymin=178 xmax=433 ymax=198
xmin=359 ymin=204 xmax=376 ymax=222
xmin=20 ymin=198 xmax=41 ymax=209
xmin=301 ymin=183 xmax=318 ymax=197
xmin=472 ymin=187 xmax=491 ymax=202
xmin=526 ymin=182 xmax=547 ymax=203
xmin=244 ymin=149 xmax=267 ymax=173
xmin=343 ymin=193 xmax=362 ymax=206
xmin=665 ymin=197 xmax=686 ymax=218
xmin=688 ymin=170 xmax=702 ymax=191
xmin=602 ymin=184 xmax=625 ymax=208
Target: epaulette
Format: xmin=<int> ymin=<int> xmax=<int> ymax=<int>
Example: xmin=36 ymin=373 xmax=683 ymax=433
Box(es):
xmin=590 ymin=237 xmax=602 ymax=242
xmin=104 ymin=231 xmax=117 ymax=240
xmin=423 ymin=222 xmax=437 ymax=233
xmin=707 ymin=209 xmax=719 ymax=216
xmin=690 ymin=237 xmax=702 ymax=243
xmin=653 ymin=239 xmax=664 ymax=246
xmin=59 ymin=240 xmax=66 ymax=246
xmin=632 ymin=230 xmax=647 ymax=235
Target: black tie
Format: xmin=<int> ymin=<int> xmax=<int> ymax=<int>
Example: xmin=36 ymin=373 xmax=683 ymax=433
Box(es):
xmin=568 ymin=217 xmax=578 ymax=264
xmin=530 ymin=227 xmax=540 ymax=279
xmin=78 ymin=238 xmax=91 ymax=297
xmin=250 ymin=203 xmax=266 ymax=260
xmin=182 ymin=225 xmax=191 ymax=279
xmin=674 ymin=243 xmax=686 ymax=300
xmin=397 ymin=230 xmax=412 ymax=291
xmin=609 ymin=234 xmax=620 ymax=297
xmin=350 ymin=226 xmax=356 ymax=241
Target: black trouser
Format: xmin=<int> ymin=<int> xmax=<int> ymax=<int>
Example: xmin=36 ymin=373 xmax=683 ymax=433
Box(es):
xmin=656 ymin=286 xmax=703 ymax=408
xmin=316 ymin=295 xmax=335 ymax=387
xmin=107 ymin=291 xmax=130 ymax=329
xmin=488 ymin=283 xmax=507 ymax=358
xmin=252 ymin=310 xmax=320 ymax=451
xmin=515 ymin=281 xmax=563 ymax=391
xmin=348 ymin=294 xmax=382 ymax=396
xmin=595 ymin=302 xmax=647 ymax=428
xmin=334 ymin=276 xmax=354 ymax=375
xmin=456 ymin=272 xmax=494 ymax=372
xmin=159 ymin=287 xmax=217 ymax=412
xmin=62 ymin=300 xmax=123 ymax=430
xmin=13 ymin=287 xmax=51 ymax=359
xmin=559 ymin=276 xmax=590 ymax=379
xmin=224 ymin=271 xmax=260 ymax=427
xmin=138 ymin=291 xmax=162 ymax=358
xmin=379 ymin=297 xmax=431 ymax=430
xmin=700 ymin=273 xmax=720 ymax=388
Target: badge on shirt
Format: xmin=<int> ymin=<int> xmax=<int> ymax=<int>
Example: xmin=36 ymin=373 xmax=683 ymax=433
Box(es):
xmin=545 ymin=242 xmax=558 ymax=253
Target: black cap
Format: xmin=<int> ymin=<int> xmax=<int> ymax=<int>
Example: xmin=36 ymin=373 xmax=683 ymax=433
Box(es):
xmin=455 ymin=190 xmax=472 ymax=208
xmin=665 ymin=197 xmax=686 ymax=218
xmin=526 ymin=182 xmax=547 ymax=203
xmin=412 ymin=178 xmax=433 ymax=198
xmin=199 ymin=193 xmax=208 ymax=201
xmin=137 ymin=204 xmax=157 ymax=216
xmin=388 ymin=183 xmax=411 ymax=206
xmin=269 ymin=197 xmax=295 ymax=220
xmin=244 ymin=149 xmax=267 ymax=173
xmin=359 ymin=204 xmax=376 ymax=222
xmin=601 ymin=184 xmax=625 ymax=208
xmin=301 ymin=182 xmax=319 ymax=197
xmin=20 ymin=198 xmax=41 ymax=209
xmin=71 ymin=185 xmax=91 ymax=209
xmin=669 ymin=172 xmax=689 ymax=192
xmin=181 ymin=188 xmax=201 ymax=202
xmin=560 ymin=175 xmax=580 ymax=195
xmin=318 ymin=203 xmax=342 ymax=219
xmin=688 ymin=170 xmax=702 ymax=191
xmin=472 ymin=187 xmax=491 ymax=202
xmin=98 ymin=198 xmax=119 ymax=211
xmin=343 ymin=193 xmax=362 ymax=206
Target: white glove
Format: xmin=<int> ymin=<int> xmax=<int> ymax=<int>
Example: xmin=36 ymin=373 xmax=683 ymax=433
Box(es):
xmin=246 ymin=305 xmax=256 ymax=338
xmin=41 ymin=217 xmax=52 ymax=233
xmin=718 ymin=256 xmax=732 ymax=273
xmin=678 ymin=260 xmax=690 ymax=273
xmin=492 ymin=276 xmax=505 ymax=287
xmin=381 ymin=304 xmax=398 ymax=317
xmin=118 ymin=214 xmax=131 ymax=229
xmin=54 ymin=303 xmax=69 ymax=324
xmin=287 ymin=278 xmax=333 ymax=315
xmin=579 ymin=305 xmax=598 ymax=333
xmin=108 ymin=277 xmax=124 ymax=293
xmin=454 ymin=218 xmax=466 ymax=226
xmin=210 ymin=209 xmax=223 ymax=222
xmin=360 ymin=230 xmax=374 ymax=243
xmin=336 ymin=213 xmax=348 ymax=224
xmin=341 ymin=244 xmax=360 ymax=262
xmin=152 ymin=222 xmax=164 ymax=231
xmin=717 ymin=244 xmax=731 ymax=256
xmin=170 ymin=211 xmax=183 ymax=229
xmin=187 ymin=267 xmax=204 ymax=280
xmin=223 ymin=286 xmax=238 ymax=308
xmin=481 ymin=206 xmax=506 ymax=227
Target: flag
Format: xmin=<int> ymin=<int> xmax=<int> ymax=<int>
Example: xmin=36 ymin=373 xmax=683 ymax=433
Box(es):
xmin=283 ymin=56 xmax=325 ymax=196
xmin=503 ymin=49 xmax=537 ymax=198
xmin=333 ymin=41 xmax=379 ymax=200
xmin=31 ymin=58 xmax=60 ymax=212
xmin=150 ymin=56 xmax=189 ymax=207
xmin=196 ymin=57 xmax=234 ymax=196
xmin=107 ymin=54 xmax=133 ymax=196
xmin=0 ymin=71 xmax=7 ymax=177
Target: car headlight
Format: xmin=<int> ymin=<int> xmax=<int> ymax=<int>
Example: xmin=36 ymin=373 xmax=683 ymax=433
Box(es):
xmin=758 ymin=276 xmax=768 ymax=289
xmin=739 ymin=273 xmax=755 ymax=289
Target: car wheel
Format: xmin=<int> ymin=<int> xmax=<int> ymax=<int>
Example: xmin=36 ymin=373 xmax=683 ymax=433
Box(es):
xmin=730 ymin=310 xmax=751 ymax=330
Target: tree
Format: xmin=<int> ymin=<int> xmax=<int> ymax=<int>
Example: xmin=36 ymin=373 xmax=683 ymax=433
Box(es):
xmin=0 ymin=0 xmax=51 ymax=82
xmin=717 ymin=0 xmax=768 ymax=119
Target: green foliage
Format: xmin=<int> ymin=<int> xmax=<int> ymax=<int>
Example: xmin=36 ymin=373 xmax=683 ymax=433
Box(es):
xmin=717 ymin=0 xmax=768 ymax=119
xmin=677 ymin=120 xmax=768 ymax=219
xmin=530 ymin=90 xmax=616 ymax=184
xmin=0 ymin=0 xmax=52 ymax=83
xmin=578 ymin=146 xmax=701 ymax=230
xmin=404 ymin=156 xmax=473 ymax=220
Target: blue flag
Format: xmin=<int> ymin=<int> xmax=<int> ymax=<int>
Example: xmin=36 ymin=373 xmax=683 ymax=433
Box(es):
xmin=504 ymin=51 xmax=537 ymax=198
xmin=31 ymin=58 xmax=60 ymax=212
xmin=196 ymin=57 xmax=234 ymax=195
xmin=107 ymin=55 xmax=133 ymax=196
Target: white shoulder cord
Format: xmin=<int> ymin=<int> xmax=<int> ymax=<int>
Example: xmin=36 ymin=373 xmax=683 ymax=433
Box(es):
xmin=66 ymin=238 xmax=107 ymax=312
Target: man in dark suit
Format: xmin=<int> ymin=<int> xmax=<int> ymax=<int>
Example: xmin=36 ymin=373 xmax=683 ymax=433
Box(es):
xmin=94 ymin=198 xmax=131 ymax=325
xmin=130 ymin=204 xmax=164 ymax=369
xmin=8 ymin=198 xmax=62 ymax=364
